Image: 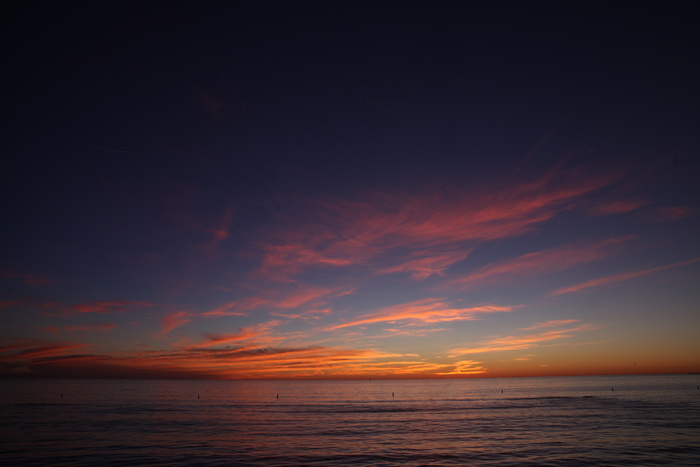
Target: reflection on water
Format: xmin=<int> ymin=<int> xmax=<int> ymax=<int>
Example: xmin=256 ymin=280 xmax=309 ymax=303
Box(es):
xmin=1 ymin=375 xmax=699 ymax=466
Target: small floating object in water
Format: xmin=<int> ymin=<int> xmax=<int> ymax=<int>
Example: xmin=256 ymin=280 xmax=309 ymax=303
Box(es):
xmin=611 ymin=387 xmax=614 ymax=391
xmin=501 ymin=389 xmax=503 ymax=393
xmin=197 ymin=394 xmax=200 ymax=399
xmin=277 ymin=394 xmax=279 ymax=399
xmin=392 ymin=392 xmax=394 ymax=398
xmin=60 ymin=393 xmax=63 ymax=398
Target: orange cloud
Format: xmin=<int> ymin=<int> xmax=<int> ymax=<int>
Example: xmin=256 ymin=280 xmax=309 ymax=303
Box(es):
xmin=518 ymin=320 xmax=581 ymax=331
xmin=270 ymin=308 xmax=333 ymax=320
xmin=0 ymin=337 xmax=489 ymax=379
xmin=194 ymin=320 xmax=285 ymax=348
xmin=452 ymin=322 xmax=598 ymax=355
xmin=435 ymin=360 xmax=487 ymax=375
xmin=330 ymin=298 xmax=513 ymax=330
xmin=549 ymin=257 xmax=700 ymax=296
xmin=0 ymin=340 xmax=89 ymax=362
xmin=448 ymin=236 xmax=633 ymax=290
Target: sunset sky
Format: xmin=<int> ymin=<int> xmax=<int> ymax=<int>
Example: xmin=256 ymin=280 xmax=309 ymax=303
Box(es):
xmin=2 ymin=2 xmax=699 ymax=379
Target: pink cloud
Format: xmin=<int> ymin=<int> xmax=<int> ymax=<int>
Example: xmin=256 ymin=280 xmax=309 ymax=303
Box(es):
xmin=549 ymin=257 xmax=700 ymax=296
xmin=448 ymin=236 xmax=634 ymax=290
xmin=452 ymin=322 xmax=598 ymax=355
xmin=64 ymin=323 xmax=117 ymax=333
xmin=202 ymin=299 xmax=257 ymax=317
xmin=1 ymin=271 xmax=59 ymax=287
xmin=329 ymin=298 xmax=514 ymax=330
xmin=203 ymin=285 xmax=352 ymax=318
xmin=588 ymin=199 xmax=648 ymax=216
xmin=649 ymin=206 xmax=697 ymax=223
xmin=161 ymin=311 xmax=192 ymax=335
xmin=256 ymin=167 xmax=620 ymax=281
xmin=72 ymin=300 xmax=151 ymax=314
xmin=270 ymin=308 xmax=333 ymax=320
xmin=379 ymin=249 xmax=472 ymax=279
xmin=39 ymin=299 xmax=152 ymax=317
xmin=195 ymin=320 xmax=285 ymax=348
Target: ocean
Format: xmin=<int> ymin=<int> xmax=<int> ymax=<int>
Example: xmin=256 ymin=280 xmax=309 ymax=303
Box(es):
xmin=1 ymin=375 xmax=699 ymax=466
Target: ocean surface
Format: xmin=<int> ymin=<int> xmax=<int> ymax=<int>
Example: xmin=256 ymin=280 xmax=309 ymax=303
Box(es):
xmin=1 ymin=375 xmax=699 ymax=466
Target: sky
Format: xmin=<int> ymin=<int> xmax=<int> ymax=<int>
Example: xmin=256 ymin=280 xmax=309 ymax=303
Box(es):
xmin=2 ymin=2 xmax=699 ymax=379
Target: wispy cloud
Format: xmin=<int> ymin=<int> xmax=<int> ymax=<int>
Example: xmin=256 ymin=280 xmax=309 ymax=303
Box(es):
xmin=193 ymin=320 xmax=285 ymax=348
xmin=1 ymin=270 xmax=59 ymax=287
xmin=518 ymin=320 xmax=581 ymax=331
xmin=549 ymin=257 xmax=700 ymax=296
xmin=0 ymin=340 xmax=89 ymax=362
xmin=203 ymin=285 xmax=353 ymax=318
xmin=648 ymin=206 xmax=697 ymax=223
xmin=378 ymin=249 xmax=471 ymax=279
xmin=329 ymin=298 xmax=513 ymax=330
xmin=448 ymin=236 xmax=633 ymax=290
xmin=435 ymin=360 xmax=487 ymax=375
xmin=40 ymin=300 xmax=153 ymax=317
xmin=452 ymin=321 xmax=598 ymax=355
xmin=256 ymin=168 xmax=620 ymax=281
xmin=588 ymin=199 xmax=648 ymax=216
xmin=161 ymin=311 xmax=191 ymax=334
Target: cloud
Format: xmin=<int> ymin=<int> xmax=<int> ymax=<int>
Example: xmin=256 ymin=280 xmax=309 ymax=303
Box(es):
xmin=452 ymin=322 xmax=598 ymax=355
xmin=194 ymin=320 xmax=285 ymax=348
xmin=202 ymin=299 xmax=255 ymax=317
xmin=37 ymin=300 xmax=153 ymax=317
xmin=518 ymin=320 xmax=581 ymax=331
xmin=203 ymin=285 xmax=353 ymax=317
xmin=44 ymin=323 xmax=118 ymax=333
xmin=588 ymin=199 xmax=648 ymax=216
xmin=270 ymin=308 xmax=333 ymax=320
xmin=0 ymin=337 xmax=493 ymax=379
xmin=1 ymin=271 xmax=59 ymax=286
xmin=256 ymin=167 xmax=619 ymax=281
xmin=648 ymin=206 xmax=697 ymax=223
xmin=161 ymin=311 xmax=191 ymax=335
xmin=0 ymin=340 xmax=89 ymax=362
xmin=72 ymin=300 xmax=151 ymax=315
xmin=549 ymin=257 xmax=700 ymax=296
xmin=329 ymin=298 xmax=513 ymax=330
xmin=448 ymin=236 xmax=634 ymax=290
xmin=435 ymin=360 xmax=487 ymax=375
xmin=378 ymin=249 xmax=472 ymax=279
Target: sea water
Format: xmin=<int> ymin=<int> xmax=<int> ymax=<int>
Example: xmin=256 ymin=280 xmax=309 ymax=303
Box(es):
xmin=1 ymin=375 xmax=699 ymax=466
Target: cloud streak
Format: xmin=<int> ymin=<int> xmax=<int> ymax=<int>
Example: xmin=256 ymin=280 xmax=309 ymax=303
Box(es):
xmin=329 ymin=298 xmax=513 ymax=330
xmin=256 ymin=168 xmax=620 ymax=281
xmin=549 ymin=257 xmax=700 ymax=296
xmin=452 ymin=321 xmax=598 ymax=355
xmin=448 ymin=236 xmax=634 ymax=290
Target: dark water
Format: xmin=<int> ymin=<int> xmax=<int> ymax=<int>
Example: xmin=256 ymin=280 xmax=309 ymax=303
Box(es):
xmin=1 ymin=375 xmax=699 ymax=466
